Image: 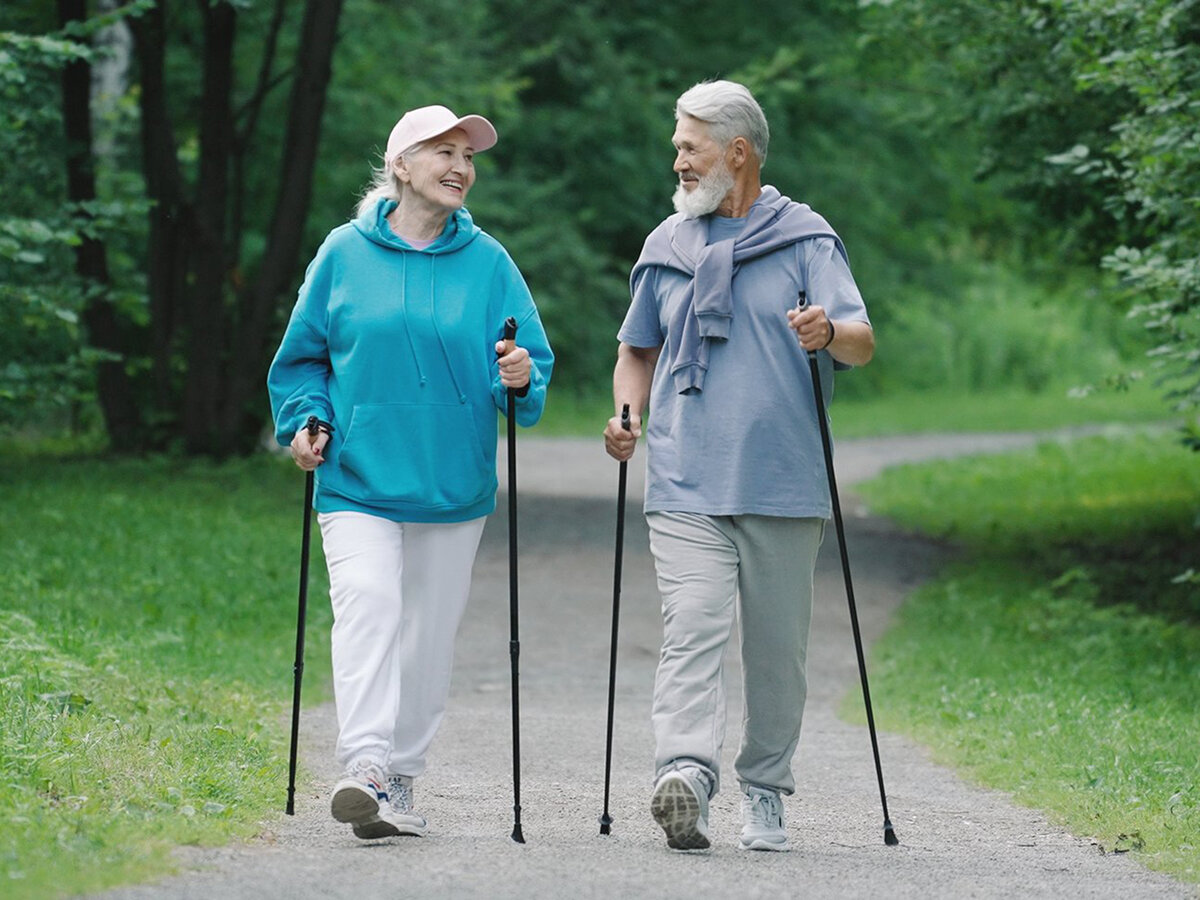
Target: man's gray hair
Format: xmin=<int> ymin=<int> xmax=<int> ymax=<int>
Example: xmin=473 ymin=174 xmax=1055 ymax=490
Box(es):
xmin=675 ymin=80 xmax=769 ymax=167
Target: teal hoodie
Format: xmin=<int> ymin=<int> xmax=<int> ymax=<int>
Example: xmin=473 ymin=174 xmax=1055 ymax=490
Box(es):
xmin=267 ymin=198 xmax=554 ymax=523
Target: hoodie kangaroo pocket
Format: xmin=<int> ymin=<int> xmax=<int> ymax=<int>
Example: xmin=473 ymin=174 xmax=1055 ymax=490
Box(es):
xmin=338 ymin=403 xmax=490 ymax=508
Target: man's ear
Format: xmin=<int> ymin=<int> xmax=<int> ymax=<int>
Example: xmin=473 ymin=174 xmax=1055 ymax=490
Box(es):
xmin=729 ymin=136 xmax=751 ymax=170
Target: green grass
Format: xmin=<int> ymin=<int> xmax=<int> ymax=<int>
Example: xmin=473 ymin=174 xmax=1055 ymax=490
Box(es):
xmin=532 ymin=373 xmax=1176 ymax=440
xmin=827 ymin=376 xmax=1176 ymax=438
xmin=855 ymin=433 xmax=1200 ymax=883
xmin=0 ymin=455 xmax=332 ymax=897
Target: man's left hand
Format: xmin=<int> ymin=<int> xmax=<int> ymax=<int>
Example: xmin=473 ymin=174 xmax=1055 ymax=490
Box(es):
xmin=786 ymin=304 xmax=833 ymax=352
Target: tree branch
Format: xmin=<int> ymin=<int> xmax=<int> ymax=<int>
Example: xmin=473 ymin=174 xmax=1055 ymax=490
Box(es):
xmin=236 ymin=0 xmax=287 ymax=150
xmin=231 ymin=0 xmax=288 ymax=258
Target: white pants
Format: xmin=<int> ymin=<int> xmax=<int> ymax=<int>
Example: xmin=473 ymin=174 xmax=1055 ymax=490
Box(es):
xmin=318 ymin=511 xmax=486 ymax=776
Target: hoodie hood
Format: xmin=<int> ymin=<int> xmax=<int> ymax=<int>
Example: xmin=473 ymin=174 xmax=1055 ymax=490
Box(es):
xmin=351 ymin=197 xmax=480 ymax=254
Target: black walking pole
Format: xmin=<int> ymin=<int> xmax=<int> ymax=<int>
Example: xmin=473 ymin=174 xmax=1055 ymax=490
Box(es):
xmin=798 ymin=291 xmax=899 ymax=846
xmin=500 ymin=316 xmax=526 ymax=844
xmin=286 ymin=415 xmax=322 ymax=815
xmin=599 ymin=403 xmax=632 ymax=835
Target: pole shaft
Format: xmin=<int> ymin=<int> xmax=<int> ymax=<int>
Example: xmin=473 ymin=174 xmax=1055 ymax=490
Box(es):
xmin=600 ymin=404 xmax=632 ymax=834
xmin=807 ymin=350 xmax=894 ymax=829
xmin=508 ymin=387 xmax=523 ymax=839
xmin=600 ymin=459 xmax=627 ymax=831
xmin=502 ymin=317 xmax=525 ymax=843
xmin=286 ymin=469 xmax=314 ymax=815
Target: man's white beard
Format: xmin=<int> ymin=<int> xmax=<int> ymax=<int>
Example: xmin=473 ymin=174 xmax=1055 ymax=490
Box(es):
xmin=672 ymin=159 xmax=735 ymax=218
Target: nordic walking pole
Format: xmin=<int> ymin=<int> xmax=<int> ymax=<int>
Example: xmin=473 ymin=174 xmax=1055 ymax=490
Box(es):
xmin=797 ymin=291 xmax=899 ymax=846
xmin=286 ymin=415 xmax=322 ymax=815
xmin=500 ymin=316 xmax=526 ymax=844
xmin=599 ymin=403 xmax=632 ymax=836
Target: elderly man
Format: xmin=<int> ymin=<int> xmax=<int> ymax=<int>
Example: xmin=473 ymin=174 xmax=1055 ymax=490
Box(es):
xmin=603 ymin=80 xmax=874 ymax=852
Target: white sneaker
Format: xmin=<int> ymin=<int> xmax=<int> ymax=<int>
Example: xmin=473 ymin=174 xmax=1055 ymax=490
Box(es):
xmin=330 ymin=758 xmax=390 ymax=838
xmin=650 ymin=766 xmax=711 ymax=851
xmin=739 ymin=785 xmax=789 ymax=851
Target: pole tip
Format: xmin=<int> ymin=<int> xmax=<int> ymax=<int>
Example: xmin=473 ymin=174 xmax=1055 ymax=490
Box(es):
xmin=599 ymin=813 xmax=613 ymax=835
xmin=884 ymin=819 xmax=899 ymax=845
xmin=511 ymin=824 xmax=526 ymax=844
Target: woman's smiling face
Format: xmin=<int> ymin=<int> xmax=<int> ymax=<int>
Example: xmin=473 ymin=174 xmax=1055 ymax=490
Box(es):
xmin=395 ymin=127 xmax=477 ymax=212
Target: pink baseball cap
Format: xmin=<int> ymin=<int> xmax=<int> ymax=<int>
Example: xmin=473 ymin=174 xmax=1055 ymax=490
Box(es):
xmin=384 ymin=105 xmax=498 ymax=164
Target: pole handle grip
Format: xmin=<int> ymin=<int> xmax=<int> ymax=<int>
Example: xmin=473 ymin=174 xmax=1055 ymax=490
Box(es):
xmin=796 ymin=290 xmax=818 ymax=359
xmin=501 ymin=316 xmax=518 ymax=356
xmin=499 ymin=316 xmax=530 ymax=398
xmin=620 ymin=403 xmax=631 ymax=432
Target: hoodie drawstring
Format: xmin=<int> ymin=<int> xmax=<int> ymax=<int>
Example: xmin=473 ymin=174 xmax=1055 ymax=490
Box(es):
xmin=428 ymin=258 xmax=468 ymax=404
xmin=399 ymin=254 xmax=427 ymax=388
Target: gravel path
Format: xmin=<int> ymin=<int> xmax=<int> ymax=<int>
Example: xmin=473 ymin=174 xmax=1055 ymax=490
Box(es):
xmin=94 ymin=432 xmax=1196 ymax=900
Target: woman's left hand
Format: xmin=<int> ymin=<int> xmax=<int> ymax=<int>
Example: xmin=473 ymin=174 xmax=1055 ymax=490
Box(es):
xmin=495 ymin=341 xmax=531 ymax=389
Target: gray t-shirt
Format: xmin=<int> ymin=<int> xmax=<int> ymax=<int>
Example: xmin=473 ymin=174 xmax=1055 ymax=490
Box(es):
xmin=619 ymin=215 xmax=870 ymax=518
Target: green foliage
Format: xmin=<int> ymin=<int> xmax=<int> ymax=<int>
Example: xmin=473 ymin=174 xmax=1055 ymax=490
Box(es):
xmin=0 ymin=24 xmax=91 ymax=424
xmin=865 ymin=260 xmax=1144 ymax=398
xmin=0 ymin=10 xmax=150 ymax=434
xmin=857 ymin=433 xmax=1200 ymax=881
xmin=0 ymin=454 xmax=332 ymax=895
xmin=1068 ymin=0 xmax=1200 ymax=417
xmin=865 ymin=0 xmax=1200 ymax=421
xmin=2 ymin=0 xmax=1172 ymax=448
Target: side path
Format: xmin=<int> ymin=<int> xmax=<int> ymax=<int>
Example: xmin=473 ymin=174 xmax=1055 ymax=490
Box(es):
xmin=95 ymin=433 xmax=1196 ymax=900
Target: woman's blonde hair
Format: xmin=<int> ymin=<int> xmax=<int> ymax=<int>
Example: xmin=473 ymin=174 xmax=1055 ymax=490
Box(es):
xmin=354 ymin=154 xmax=404 ymax=219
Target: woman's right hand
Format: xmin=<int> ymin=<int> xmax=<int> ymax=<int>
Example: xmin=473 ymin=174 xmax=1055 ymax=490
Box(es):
xmin=290 ymin=425 xmax=329 ymax=471
xmin=603 ymin=411 xmax=641 ymax=462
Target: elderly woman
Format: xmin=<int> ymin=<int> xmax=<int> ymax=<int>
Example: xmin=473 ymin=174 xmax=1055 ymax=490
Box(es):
xmin=268 ymin=104 xmax=554 ymax=840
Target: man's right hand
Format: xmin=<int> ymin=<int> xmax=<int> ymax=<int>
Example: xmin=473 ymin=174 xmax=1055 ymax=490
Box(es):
xmin=604 ymin=412 xmax=641 ymax=462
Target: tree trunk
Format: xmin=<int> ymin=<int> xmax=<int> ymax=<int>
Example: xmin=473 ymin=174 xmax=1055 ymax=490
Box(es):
xmin=130 ymin=2 xmax=191 ymax=434
xmin=182 ymin=1 xmax=238 ymax=456
xmin=58 ymin=0 xmax=142 ymax=450
xmin=221 ymin=0 xmax=345 ymax=450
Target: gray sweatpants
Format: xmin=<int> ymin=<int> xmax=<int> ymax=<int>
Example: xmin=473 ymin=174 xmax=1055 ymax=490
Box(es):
xmin=647 ymin=511 xmax=824 ymax=797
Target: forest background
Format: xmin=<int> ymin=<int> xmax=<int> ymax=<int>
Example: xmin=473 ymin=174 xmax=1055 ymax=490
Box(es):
xmin=2 ymin=0 xmax=1197 ymax=453
xmin=3 ymin=2 xmax=1199 ymax=895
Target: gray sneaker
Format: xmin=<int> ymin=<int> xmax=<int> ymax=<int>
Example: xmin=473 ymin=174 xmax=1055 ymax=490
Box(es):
xmin=330 ymin=758 xmax=390 ymax=838
xmin=375 ymin=774 xmax=428 ymax=838
xmin=739 ymin=785 xmax=789 ymax=851
xmin=650 ymin=767 xmax=711 ymax=850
